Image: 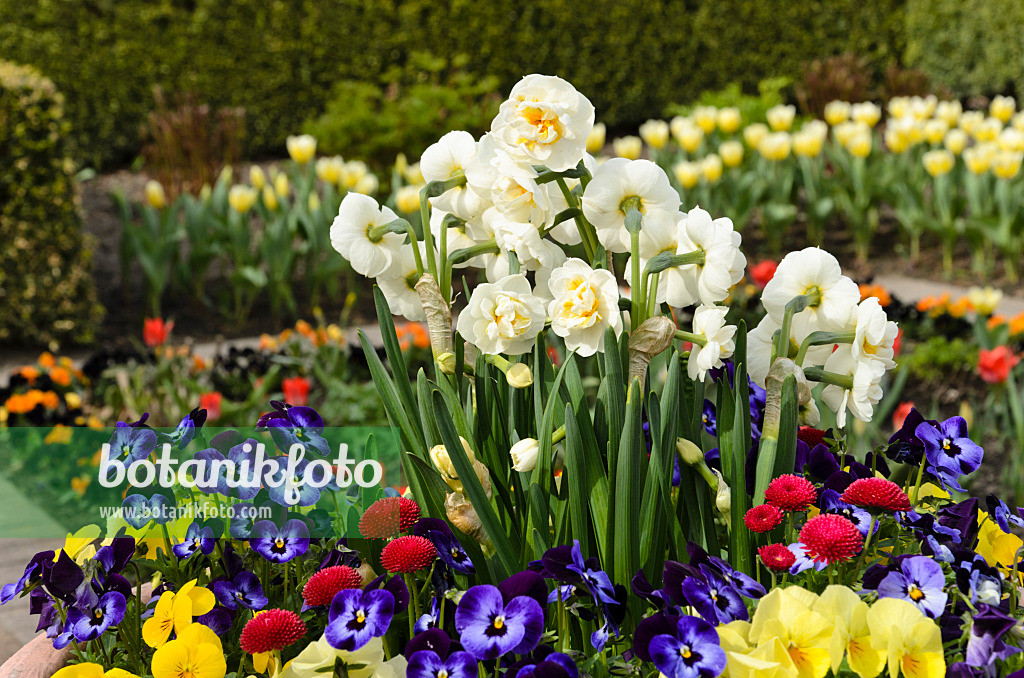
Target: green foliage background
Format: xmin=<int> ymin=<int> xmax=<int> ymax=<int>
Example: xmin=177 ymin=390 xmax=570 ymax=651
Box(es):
xmin=1 ymin=0 xmax=909 ymax=170
xmin=0 ymin=61 xmax=103 ymax=347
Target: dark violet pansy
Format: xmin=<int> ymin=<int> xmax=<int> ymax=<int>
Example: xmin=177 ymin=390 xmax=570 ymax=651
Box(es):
xmin=428 ymin=530 xmax=475 ymax=575
xmin=109 ymin=420 xmax=158 ymax=464
xmin=877 ymin=555 xmax=948 ymax=618
xmin=93 ymin=538 xmax=136 ymax=575
xmin=407 ymin=650 xmax=477 ymax=678
xmin=1 ymin=550 xmax=54 ymax=604
xmin=701 ymin=400 xmax=717 ymax=436
xmin=649 ymin=615 xmax=727 ymax=678
xmin=168 ymin=407 xmax=207 ymax=449
xmin=363 ymin=573 xmax=410 ymax=614
xmin=324 ymin=588 xmax=395 ymax=651
xmin=172 ymin=522 xmax=215 ymax=560
xmin=938 ymin=498 xmax=980 ymax=547
xmin=631 ymin=569 xmax=672 ymax=611
xmin=454 ymin=584 xmax=544 ymax=660
xmin=250 ymin=519 xmax=310 ymax=563
xmin=405 ymin=628 xmax=454 ymax=658
xmin=66 ymin=591 xmax=126 ymax=641
xmin=257 ymin=401 xmax=331 ymax=457
xmin=887 ymin=408 xmax=933 ymax=465
xmin=986 ymin=494 xmax=1024 ymax=533
xmin=680 ymin=566 xmax=748 ymax=625
xmin=195 ymin=607 xmax=233 ymax=635
xmin=213 ymin=571 xmax=267 ymax=611
xmin=42 ymin=550 xmax=85 ymax=600
xmin=703 ymin=554 xmax=765 ymax=600
xmin=513 ymin=651 xmax=578 ymax=678
xmin=916 ymin=416 xmax=984 ymax=483
xmin=964 ymin=604 xmax=1021 ymax=669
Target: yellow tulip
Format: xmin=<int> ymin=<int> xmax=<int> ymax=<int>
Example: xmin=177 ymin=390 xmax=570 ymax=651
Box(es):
xmin=586 ymin=122 xmax=606 ymax=154
xmin=964 ymin=145 xmax=993 ymax=174
xmin=308 ymin=193 xmax=321 ymax=212
xmin=700 ymin=154 xmax=724 ymax=183
xmin=766 ymin=104 xmax=796 ymax=132
xmin=286 ymin=134 xmax=317 ymax=164
xmin=888 ymin=96 xmax=909 ymax=120
xmin=228 ymin=185 xmax=258 ymax=213
xmin=851 ymin=102 xmax=881 ymax=127
xmin=975 ymin=117 xmax=1003 ymax=142
xmin=639 ymin=119 xmax=670 ymax=150
xmin=144 ymin=180 xmax=166 ymax=209
xmin=261 ymin=185 xmax=278 ymax=211
xmin=935 ymin=100 xmax=962 ymax=126
xmin=717 ymin=106 xmax=742 ymax=134
xmin=353 ymin=173 xmax=379 ymax=195
xmin=834 ymin=121 xmax=868 ymax=149
xmin=315 ymin=156 xmax=343 ymax=184
xmin=249 ymin=165 xmax=266 ymax=190
xmin=993 ymin=150 xmax=1024 ymax=180
xmin=395 ymin=185 xmax=420 ymax=214
xmin=867 ymin=599 xmax=945 ymax=678
xmin=342 ymin=160 xmax=369 ymax=189
xmin=845 ymin=132 xmax=872 ymax=159
xmin=719 ymin=140 xmax=744 ymax=168
xmin=998 ymin=128 xmax=1024 ymax=152
xmin=743 ymin=123 xmax=769 ymax=149
xmin=693 ymin=105 xmax=719 ymax=134
xmin=613 ymin=136 xmax=643 ymax=160
xmin=824 ymin=100 xmax=851 ymax=126
xmin=991 ymin=95 xmax=1016 ymax=124
xmin=922 ymin=149 xmax=954 ymax=177
xmin=943 ymin=129 xmax=968 ymax=155
xmin=673 ymin=160 xmax=700 ymax=189
xmin=757 ymin=132 xmax=792 ymax=161
xmin=793 ymin=129 xmax=824 ymax=157
xmin=274 ymin=171 xmax=290 ymax=197
xmin=673 ymin=122 xmax=704 ymax=154
xmin=923 ymin=119 xmax=948 ymax=145
xmin=968 ymin=286 xmax=1003 ymax=315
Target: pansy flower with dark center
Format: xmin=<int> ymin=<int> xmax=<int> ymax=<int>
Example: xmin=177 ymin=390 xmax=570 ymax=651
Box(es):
xmin=121 ymin=493 xmax=174 ymax=529
xmin=407 ymin=649 xmax=477 ymax=678
xmin=168 ymin=407 xmax=207 ymax=450
xmin=427 ymin=530 xmax=475 ymax=575
xmin=701 ymin=400 xmax=717 ymax=436
xmin=648 ymin=615 xmax=727 ymax=678
xmin=108 ymin=418 xmax=158 ymax=464
xmin=256 ymin=401 xmax=330 ymax=457
xmin=213 ymin=571 xmax=268 ymax=611
xmin=510 ymin=650 xmax=579 ymax=678
xmin=66 ymin=590 xmax=126 ymax=641
xmin=324 ymin=588 xmax=395 ymax=651
xmin=964 ymin=604 xmax=1020 ymax=670
xmin=680 ymin=566 xmax=747 ymax=624
xmin=886 ymin=407 xmax=933 ymax=465
xmin=172 ymin=522 xmax=215 ymax=560
xmin=250 ymin=519 xmax=310 ymax=563
xmin=877 ymin=555 xmax=948 ymax=618
xmin=0 ymin=550 xmax=54 ymax=604
xmin=454 ymin=584 xmax=544 ymax=660
xmin=915 ymin=416 xmax=984 ymax=484
xmin=986 ymin=494 xmax=1024 ymax=533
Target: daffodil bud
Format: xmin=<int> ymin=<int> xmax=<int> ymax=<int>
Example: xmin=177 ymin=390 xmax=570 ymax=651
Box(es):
xmin=144 ymin=180 xmax=166 ymax=209
xmin=437 ymin=352 xmax=457 ymax=375
xmin=506 ymin=363 xmax=533 ymax=389
xmin=676 ymin=438 xmax=705 ymax=466
xmin=627 ymin=316 xmax=676 ymax=388
xmin=714 ymin=470 xmax=731 ymax=526
xmin=510 ymin=438 xmax=540 ymax=472
xmin=446 ymin=492 xmax=491 ymax=549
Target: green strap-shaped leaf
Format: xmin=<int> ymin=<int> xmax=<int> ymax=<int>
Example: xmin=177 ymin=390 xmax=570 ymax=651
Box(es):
xmin=612 ymin=379 xmax=646 ymax=589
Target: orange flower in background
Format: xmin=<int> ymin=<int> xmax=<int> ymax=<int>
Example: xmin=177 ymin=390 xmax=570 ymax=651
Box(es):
xmin=39 ymin=391 xmax=60 ymax=410
xmin=988 ymin=314 xmax=1008 ymax=330
xmin=948 ymin=297 xmax=973 ymax=318
xmin=17 ymin=365 xmax=40 ymax=384
xmin=199 ymin=392 xmax=223 ymax=421
xmin=49 ymin=366 xmax=72 ymax=387
xmin=749 ymin=260 xmax=778 ymax=289
xmin=38 ymin=352 xmax=56 ymax=369
xmin=71 ymin=475 xmax=91 ymax=497
xmin=143 ymin=318 xmax=174 ymax=347
xmin=979 ymin=346 xmax=1020 ymax=384
xmin=858 ymin=283 xmax=891 ymax=306
xmin=282 ymin=377 xmax=311 ymax=406
xmin=916 ymin=292 xmax=950 ymax=315
xmin=1009 ymin=312 xmax=1024 ymax=337
xmin=45 ymin=425 xmax=73 ymax=445
xmin=395 ymin=322 xmax=430 ymax=351
xmin=191 ymin=356 xmax=207 ymax=372
xmin=892 ymin=401 xmax=914 ymax=430
xmin=259 ymin=333 xmax=278 ymax=351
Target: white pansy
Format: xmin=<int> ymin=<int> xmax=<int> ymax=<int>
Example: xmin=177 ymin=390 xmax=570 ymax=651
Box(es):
xmin=376 ymin=243 xmax=428 ymax=321
xmin=546 ymin=258 xmax=622 ymax=356
xmin=420 ymin=130 xmax=485 ymax=221
xmin=675 ymin=206 xmax=746 ymax=307
xmin=489 ymin=74 xmax=595 ymax=171
xmin=848 ymin=297 xmax=898 ymax=368
xmin=329 ymin=193 xmax=404 ymax=277
xmin=581 ymin=158 xmax=681 ymax=253
xmin=821 ymin=344 xmax=886 ymax=428
xmin=760 ymin=247 xmax=860 ymax=339
xmin=457 ymin=274 xmax=547 ymax=355
xmin=688 ymin=305 xmax=736 ymax=382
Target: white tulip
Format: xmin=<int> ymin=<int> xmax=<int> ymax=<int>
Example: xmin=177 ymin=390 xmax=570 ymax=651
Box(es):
xmin=489 ymin=74 xmax=595 ymax=172
xmin=688 ymin=305 xmax=736 ymax=382
xmin=329 ymin=193 xmax=404 ymax=278
xmin=456 ymin=274 xmax=547 ymax=355
xmin=582 ymin=158 xmax=680 ymax=253
xmin=546 ymin=258 xmax=622 ymax=357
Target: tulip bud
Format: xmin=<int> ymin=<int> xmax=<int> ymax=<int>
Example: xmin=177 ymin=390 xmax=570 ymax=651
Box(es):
xmin=250 ymin=165 xmax=267 ymax=190
xmin=676 ymin=438 xmax=705 ymax=466
xmin=510 ymin=438 xmax=540 ymax=472
xmin=396 ymin=185 xmax=421 ymax=214
xmin=506 ymin=362 xmax=533 ymax=389
xmin=286 ymin=134 xmax=317 ymax=164
xmin=586 ymin=122 xmax=607 ymax=154
xmin=693 ymin=106 xmax=718 ymax=134
xmin=613 ymin=136 xmax=643 ymax=160
xmin=262 ymin=185 xmax=279 ymax=211
xmin=144 ymin=180 xmax=166 ymax=209
xmin=274 ymin=172 xmax=290 ymax=198
xmin=719 ymin=141 xmax=744 ymax=168
xmin=639 ymin=119 xmax=670 ymax=150
xmin=673 ymin=160 xmax=700 ymax=190
xmin=627 ymin=316 xmax=676 ymax=388
xmin=717 ymin=107 xmax=741 ymax=134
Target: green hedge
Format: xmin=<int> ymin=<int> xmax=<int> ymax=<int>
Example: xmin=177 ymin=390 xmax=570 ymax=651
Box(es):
xmin=0 ymin=0 xmax=907 ymax=170
xmin=0 ymin=61 xmax=103 ymax=348
xmin=905 ymin=0 xmax=1024 ymax=99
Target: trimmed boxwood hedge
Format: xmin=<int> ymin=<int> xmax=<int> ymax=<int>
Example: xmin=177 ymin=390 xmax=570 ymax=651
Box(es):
xmin=0 ymin=61 xmax=103 ymax=347
xmin=0 ymin=0 xmax=907 ymax=170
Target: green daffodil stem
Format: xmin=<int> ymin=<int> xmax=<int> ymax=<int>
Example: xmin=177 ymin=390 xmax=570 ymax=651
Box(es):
xmin=419 ymin=187 xmax=438 ymax=278
xmin=794 ymin=331 xmax=857 ymax=366
xmin=555 ymin=177 xmax=597 ymax=263
xmin=803 ymin=366 xmax=854 ymax=391
xmin=674 ymin=329 xmax=707 ymax=347
xmin=773 ymin=289 xmax=823 ymax=364
xmin=646 ymin=272 xmax=660 ymax=318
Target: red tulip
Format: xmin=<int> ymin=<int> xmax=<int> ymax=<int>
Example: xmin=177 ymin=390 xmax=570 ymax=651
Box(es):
xmin=978 ymin=346 xmax=1020 ymax=384
xmin=750 ymin=260 xmax=778 ymax=289
xmin=892 ymin=401 xmax=914 ymax=431
xmin=199 ymin=392 xmax=223 ymax=421
xmin=143 ymin=318 xmax=173 ymax=347
xmin=282 ymin=376 xmax=311 ymax=406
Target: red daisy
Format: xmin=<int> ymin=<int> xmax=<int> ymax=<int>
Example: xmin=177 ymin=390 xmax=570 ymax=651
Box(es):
xmin=764 ymin=474 xmax=817 ymax=512
xmin=240 ymin=609 xmax=307 ymax=654
xmin=358 ymin=497 xmax=422 ymax=539
xmin=380 ymin=535 xmax=436 ymax=574
xmin=799 ymin=514 xmax=863 ymax=565
xmin=744 ymin=504 xmax=785 ymax=533
xmin=797 ymin=427 xmax=826 ymax=449
xmin=758 ymin=544 xmax=796 ymax=572
xmin=302 ymin=565 xmax=363 ymax=607
xmin=840 ymin=477 xmax=912 ymax=512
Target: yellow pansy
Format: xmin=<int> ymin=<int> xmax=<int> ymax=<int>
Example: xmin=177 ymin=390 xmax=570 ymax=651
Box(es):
xmin=53 ymin=664 xmax=140 ymax=678
xmin=142 ymin=580 xmax=215 ymax=648
xmin=814 ymin=586 xmax=884 ymax=678
xmin=727 ymin=636 xmax=800 ymax=678
xmin=151 ymin=623 xmax=226 ymax=678
xmin=977 ymin=510 xmax=1024 ymax=571
xmin=750 ymin=587 xmax=833 ymax=678
xmin=867 ymin=598 xmax=945 ymax=678
xmin=58 ymin=525 xmax=102 ymax=565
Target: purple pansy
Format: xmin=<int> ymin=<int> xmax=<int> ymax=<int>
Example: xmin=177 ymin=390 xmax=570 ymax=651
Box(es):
xmin=193 ymin=439 xmax=262 ymax=499
xmin=680 ymin=565 xmax=748 ymax=625
xmin=66 ymin=590 xmax=126 ymax=641
xmin=1 ymin=550 xmax=54 ymax=604
xmin=407 ymin=650 xmax=477 ymax=678
xmin=265 ymin=456 xmax=327 ymax=507
xmin=455 ymin=585 xmax=544 ymax=660
xmin=512 ymin=650 xmax=579 ymax=678
xmin=915 ymin=416 xmax=984 ymax=490
xmin=701 ymin=400 xmax=717 ymax=436
xmin=986 ymin=494 xmax=1024 ymax=533
xmin=429 ymin=530 xmax=475 ymax=574
xmin=257 ymin=401 xmax=331 ymax=457
xmin=877 ymin=555 xmax=948 ymax=618
xmin=250 ymin=519 xmax=310 ymax=563
xmin=788 ymin=543 xmax=828 ymax=576
xmin=109 ymin=420 xmax=158 ymax=464
xmin=324 ymin=588 xmax=395 ymax=651
xmin=964 ymin=604 xmax=1021 ymax=669
xmin=821 ymin=489 xmax=875 ymax=538
xmin=168 ymin=407 xmax=207 ymax=449
xmin=649 ymin=615 xmax=728 ymax=678
xmin=172 ymin=522 xmax=215 ymax=560
xmin=213 ymin=571 xmax=267 ymax=611
xmin=121 ymin=493 xmax=173 ymax=529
